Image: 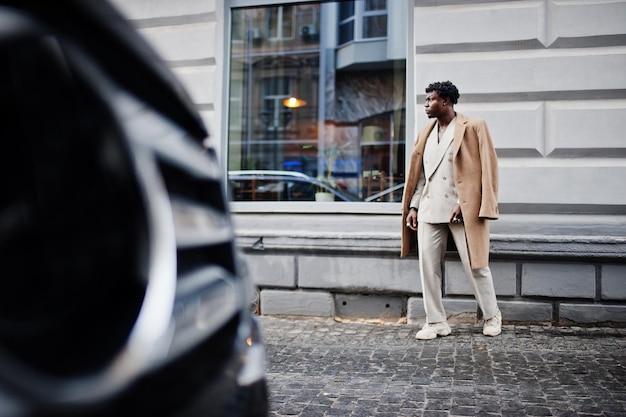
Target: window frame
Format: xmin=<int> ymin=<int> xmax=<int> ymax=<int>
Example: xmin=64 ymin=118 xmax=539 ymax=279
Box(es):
xmin=266 ymin=5 xmax=296 ymax=41
xmin=261 ymin=76 xmax=291 ymax=130
xmin=338 ymin=0 xmax=388 ymax=46
xmin=223 ymin=0 xmax=412 ymax=214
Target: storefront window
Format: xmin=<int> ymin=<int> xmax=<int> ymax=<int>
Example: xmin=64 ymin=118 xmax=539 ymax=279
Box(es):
xmin=227 ymin=1 xmax=404 ymax=204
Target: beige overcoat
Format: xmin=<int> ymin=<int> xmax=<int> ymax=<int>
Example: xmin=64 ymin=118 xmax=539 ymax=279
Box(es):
xmin=400 ymin=113 xmax=499 ymax=269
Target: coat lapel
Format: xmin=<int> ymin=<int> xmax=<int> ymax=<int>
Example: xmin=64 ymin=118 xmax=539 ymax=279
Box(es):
xmin=404 ymin=121 xmax=434 ymax=204
xmin=424 ymin=118 xmax=455 ymax=179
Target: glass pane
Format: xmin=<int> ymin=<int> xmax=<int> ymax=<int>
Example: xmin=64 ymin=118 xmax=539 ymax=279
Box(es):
xmin=231 ymin=9 xmax=245 ymax=42
xmin=360 ymin=111 xmax=405 ymax=202
xmin=338 ymin=21 xmax=354 ymax=45
xmin=229 ymin=80 xmax=243 ymax=130
xmin=282 ymin=6 xmax=294 ymax=38
xmin=339 ymin=1 xmax=355 ymax=21
xmin=267 ymin=7 xmax=279 ymax=38
xmin=365 ymin=0 xmax=386 ymax=12
xmin=227 ymin=2 xmax=405 ymax=203
xmin=363 ymin=15 xmax=387 ymax=39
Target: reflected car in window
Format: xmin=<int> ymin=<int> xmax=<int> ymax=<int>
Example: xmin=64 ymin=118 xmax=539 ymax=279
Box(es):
xmin=229 ymin=170 xmax=361 ymax=202
xmin=363 ymin=182 xmax=405 ymax=203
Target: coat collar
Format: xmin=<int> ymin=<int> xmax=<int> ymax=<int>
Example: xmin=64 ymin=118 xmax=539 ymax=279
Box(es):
xmin=416 ymin=112 xmax=467 ymax=151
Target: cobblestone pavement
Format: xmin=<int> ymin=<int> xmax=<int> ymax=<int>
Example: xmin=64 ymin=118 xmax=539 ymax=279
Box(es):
xmin=257 ymin=315 xmax=626 ymax=417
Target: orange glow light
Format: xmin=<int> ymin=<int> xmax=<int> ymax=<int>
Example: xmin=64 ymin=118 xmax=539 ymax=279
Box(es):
xmin=283 ymin=96 xmax=307 ymax=108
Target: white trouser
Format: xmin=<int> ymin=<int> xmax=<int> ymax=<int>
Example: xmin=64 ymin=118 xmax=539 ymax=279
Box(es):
xmin=417 ymin=221 xmax=499 ymax=324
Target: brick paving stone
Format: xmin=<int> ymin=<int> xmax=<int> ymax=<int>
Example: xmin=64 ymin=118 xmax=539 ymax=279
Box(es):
xmin=259 ymin=316 xmax=626 ymax=417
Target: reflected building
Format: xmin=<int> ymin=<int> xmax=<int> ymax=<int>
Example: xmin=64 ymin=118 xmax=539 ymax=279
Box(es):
xmin=227 ymin=1 xmax=405 ymax=202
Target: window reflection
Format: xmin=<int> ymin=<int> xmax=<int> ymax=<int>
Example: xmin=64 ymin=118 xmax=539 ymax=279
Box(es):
xmin=339 ymin=0 xmax=388 ymax=45
xmin=267 ymin=6 xmax=294 ymax=39
xmin=363 ymin=14 xmax=387 ymax=38
xmin=338 ymin=2 xmax=356 ymax=44
xmin=227 ymin=1 xmax=404 ymax=203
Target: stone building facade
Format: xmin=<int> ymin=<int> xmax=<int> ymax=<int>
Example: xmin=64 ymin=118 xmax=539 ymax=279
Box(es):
xmin=111 ymin=0 xmax=626 ymax=325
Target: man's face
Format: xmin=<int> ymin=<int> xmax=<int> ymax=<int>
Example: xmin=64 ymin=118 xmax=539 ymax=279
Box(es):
xmin=424 ymin=91 xmax=445 ymax=119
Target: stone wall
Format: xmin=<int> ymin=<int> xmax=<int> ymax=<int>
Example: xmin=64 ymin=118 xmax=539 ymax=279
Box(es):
xmin=111 ymin=0 xmax=626 ymax=325
xmin=242 ymin=248 xmax=626 ymax=326
xmin=412 ymin=0 xmax=626 ymax=214
xmin=236 ymin=213 xmax=626 ymax=325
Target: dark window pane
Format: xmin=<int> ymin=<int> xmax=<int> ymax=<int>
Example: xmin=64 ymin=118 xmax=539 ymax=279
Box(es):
xmin=267 ymin=7 xmax=279 ymax=38
xmin=282 ymin=6 xmax=294 ymax=37
xmin=363 ymin=15 xmax=387 ymax=38
xmin=339 ymin=21 xmax=354 ymax=44
xmin=263 ymin=77 xmax=289 ymax=96
xmin=339 ymin=1 xmax=355 ymax=20
xmin=365 ymin=0 xmax=386 ymax=11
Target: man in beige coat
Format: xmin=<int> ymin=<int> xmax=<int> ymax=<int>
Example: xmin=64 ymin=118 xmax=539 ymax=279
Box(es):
xmin=401 ymin=81 xmax=501 ymax=339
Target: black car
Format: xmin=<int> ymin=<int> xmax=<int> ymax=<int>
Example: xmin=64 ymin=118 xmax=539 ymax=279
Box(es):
xmin=0 ymin=1 xmax=267 ymax=416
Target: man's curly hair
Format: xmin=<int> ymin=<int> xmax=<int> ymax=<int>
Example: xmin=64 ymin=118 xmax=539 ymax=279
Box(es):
xmin=425 ymin=81 xmax=460 ymax=105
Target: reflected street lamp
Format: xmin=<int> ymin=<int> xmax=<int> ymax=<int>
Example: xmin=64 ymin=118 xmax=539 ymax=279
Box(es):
xmin=283 ymin=96 xmax=307 ymax=109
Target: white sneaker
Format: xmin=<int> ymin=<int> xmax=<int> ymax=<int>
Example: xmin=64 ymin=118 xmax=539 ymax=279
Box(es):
xmin=415 ymin=322 xmax=451 ymax=340
xmin=483 ymin=311 xmax=502 ymax=336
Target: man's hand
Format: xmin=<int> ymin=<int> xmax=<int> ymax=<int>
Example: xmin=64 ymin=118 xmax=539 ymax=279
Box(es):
xmin=405 ymin=208 xmax=417 ymax=231
xmin=450 ymin=203 xmax=463 ymax=224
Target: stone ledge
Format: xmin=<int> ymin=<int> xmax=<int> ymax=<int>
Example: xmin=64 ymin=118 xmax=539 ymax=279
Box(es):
xmin=258 ymin=290 xmax=626 ymax=325
xmin=234 ymin=213 xmax=626 ymax=260
xmin=260 ymin=289 xmax=334 ymax=317
xmin=559 ymin=303 xmax=626 ymax=324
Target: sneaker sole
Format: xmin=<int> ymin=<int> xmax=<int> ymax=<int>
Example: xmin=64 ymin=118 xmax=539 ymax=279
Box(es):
xmin=415 ymin=329 xmax=451 ymax=340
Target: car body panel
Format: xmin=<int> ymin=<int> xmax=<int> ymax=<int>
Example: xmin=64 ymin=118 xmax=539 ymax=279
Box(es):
xmin=0 ymin=1 xmax=267 ymax=416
